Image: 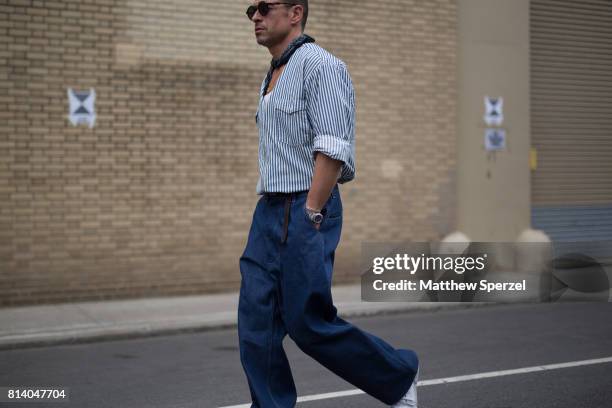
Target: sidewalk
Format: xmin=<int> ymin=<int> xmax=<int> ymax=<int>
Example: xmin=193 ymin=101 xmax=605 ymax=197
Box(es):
xmin=0 ymin=284 xmax=491 ymax=350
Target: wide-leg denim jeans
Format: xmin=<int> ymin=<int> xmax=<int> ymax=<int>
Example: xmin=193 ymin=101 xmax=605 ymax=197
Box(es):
xmin=238 ymin=184 xmax=419 ymax=407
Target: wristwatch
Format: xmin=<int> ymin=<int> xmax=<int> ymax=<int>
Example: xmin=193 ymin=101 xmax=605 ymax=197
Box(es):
xmin=305 ymin=206 xmax=326 ymax=224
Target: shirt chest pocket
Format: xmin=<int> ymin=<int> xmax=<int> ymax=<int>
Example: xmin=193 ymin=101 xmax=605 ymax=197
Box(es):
xmin=273 ymin=97 xmax=311 ymax=146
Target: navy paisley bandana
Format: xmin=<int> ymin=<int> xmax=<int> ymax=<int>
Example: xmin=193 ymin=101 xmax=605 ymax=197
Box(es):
xmin=263 ymin=33 xmax=315 ymax=97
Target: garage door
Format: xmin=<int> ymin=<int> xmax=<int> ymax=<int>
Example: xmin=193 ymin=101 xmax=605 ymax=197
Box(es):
xmin=530 ymin=0 xmax=612 ymax=244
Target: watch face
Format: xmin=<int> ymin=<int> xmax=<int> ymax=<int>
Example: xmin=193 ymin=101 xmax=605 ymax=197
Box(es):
xmin=305 ymin=206 xmax=324 ymax=224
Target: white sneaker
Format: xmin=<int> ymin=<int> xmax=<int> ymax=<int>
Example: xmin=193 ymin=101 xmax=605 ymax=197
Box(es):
xmin=391 ymin=367 xmax=419 ymax=407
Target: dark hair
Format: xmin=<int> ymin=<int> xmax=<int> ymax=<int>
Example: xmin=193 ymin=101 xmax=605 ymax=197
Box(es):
xmin=292 ymin=0 xmax=308 ymax=31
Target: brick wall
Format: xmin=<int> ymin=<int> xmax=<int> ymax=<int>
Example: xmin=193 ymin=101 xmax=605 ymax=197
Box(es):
xmin=0 ymin=0 xmax=457 ymax=306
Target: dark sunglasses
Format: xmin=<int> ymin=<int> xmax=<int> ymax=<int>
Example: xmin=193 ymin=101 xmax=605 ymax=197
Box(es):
xmin=246 ymin=2 xmax=295 ymax=20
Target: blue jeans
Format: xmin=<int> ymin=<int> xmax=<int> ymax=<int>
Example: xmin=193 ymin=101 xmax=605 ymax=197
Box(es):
xmin=238 ymin=184 xmax=419 ymax=407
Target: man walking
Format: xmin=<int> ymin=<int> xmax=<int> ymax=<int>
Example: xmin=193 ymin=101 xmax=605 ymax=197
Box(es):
xmin=238 ymin=1 xmax=419 ymax=406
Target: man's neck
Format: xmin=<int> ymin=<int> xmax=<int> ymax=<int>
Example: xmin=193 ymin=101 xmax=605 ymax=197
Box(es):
xmin=269 ymin=30 xmax=303 ymax=60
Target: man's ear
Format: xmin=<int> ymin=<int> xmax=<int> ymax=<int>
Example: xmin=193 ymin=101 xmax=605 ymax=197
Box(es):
xmin=290 ymin=5 xmax=303 ymax=27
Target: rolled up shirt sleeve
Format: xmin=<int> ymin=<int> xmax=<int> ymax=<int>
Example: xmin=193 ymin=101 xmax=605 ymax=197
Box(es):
xmin=305 ymin=60 xmax=356 ymax=181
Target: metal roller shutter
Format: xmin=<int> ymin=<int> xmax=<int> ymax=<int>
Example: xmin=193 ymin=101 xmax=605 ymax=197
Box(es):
xmin=530 ymin=0 xmax=612 ymax=243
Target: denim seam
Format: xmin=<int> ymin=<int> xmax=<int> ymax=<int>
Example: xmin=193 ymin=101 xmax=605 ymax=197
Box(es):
xmin=266 ymin=285 xmax=279 ymax=407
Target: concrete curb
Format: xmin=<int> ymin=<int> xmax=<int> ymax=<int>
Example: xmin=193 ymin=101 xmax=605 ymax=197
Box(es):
xmin=0 ymin=285 xmax=497 ymax=350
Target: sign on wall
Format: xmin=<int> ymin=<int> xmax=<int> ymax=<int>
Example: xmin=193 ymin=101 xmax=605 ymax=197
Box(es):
xmin=67 ymin=88 xmax=96 ymax=128
xmin=484 ymin=96 xmax=503 ymax=126
xmin=485 ymin=128 xmax=506 ymax=151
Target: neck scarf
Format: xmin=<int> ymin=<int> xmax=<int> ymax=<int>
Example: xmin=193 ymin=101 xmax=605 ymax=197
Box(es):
xmin=263 ymin=33 xmax=315 ymax=96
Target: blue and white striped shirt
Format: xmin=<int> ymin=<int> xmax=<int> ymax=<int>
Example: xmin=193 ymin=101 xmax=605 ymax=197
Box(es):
xmin=255 ymin=42 xmax=356 ymax=194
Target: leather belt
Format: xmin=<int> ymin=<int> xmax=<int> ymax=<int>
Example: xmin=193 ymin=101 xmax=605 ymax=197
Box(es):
xmin=262 ymin=190 xmax=308 ymax=199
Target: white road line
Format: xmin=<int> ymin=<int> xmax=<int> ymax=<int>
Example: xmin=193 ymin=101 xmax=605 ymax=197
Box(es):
xmin=219 ymin=356 xmax=612 ymax=407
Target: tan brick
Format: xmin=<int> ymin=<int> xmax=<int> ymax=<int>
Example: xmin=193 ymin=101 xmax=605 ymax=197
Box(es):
xmin=9 ymin=28 xmax=29 ymax=37
xmin=0 ymin=0 xmax=457 ymax=306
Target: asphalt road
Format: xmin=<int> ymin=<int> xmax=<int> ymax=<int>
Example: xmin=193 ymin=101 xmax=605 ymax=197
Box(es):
xmin=1 ymin=302 xmax=611 ymax=408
